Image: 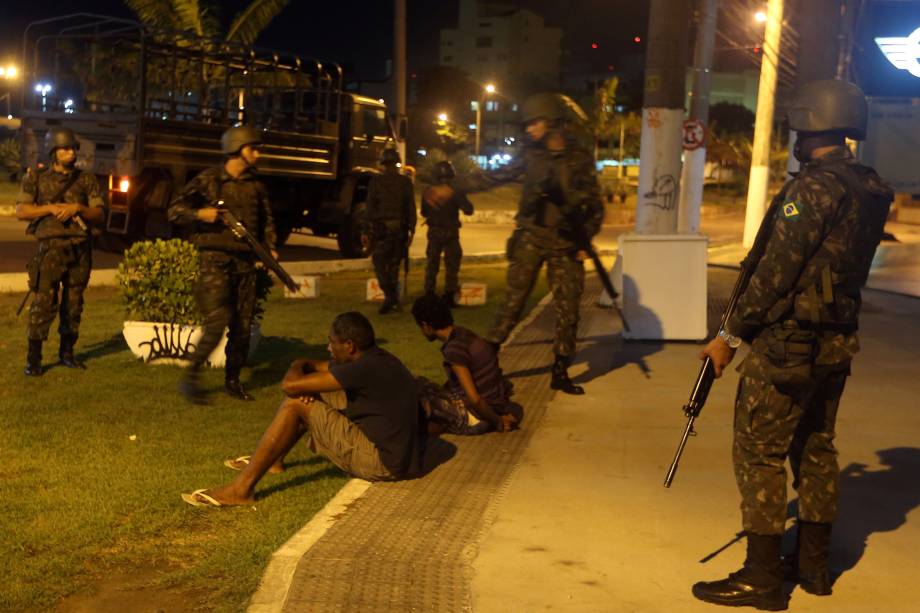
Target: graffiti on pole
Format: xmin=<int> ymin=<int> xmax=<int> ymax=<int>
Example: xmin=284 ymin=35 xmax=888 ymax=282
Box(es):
xmin=643 ymin=173 xmax=677 ymax=211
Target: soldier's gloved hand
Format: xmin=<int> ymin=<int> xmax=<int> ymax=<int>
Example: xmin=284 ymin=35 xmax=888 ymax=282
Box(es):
xmin=197 ymin=207 xmax=220 ymax=223
xmin=699 ymin=336 xmax=736 ymax=378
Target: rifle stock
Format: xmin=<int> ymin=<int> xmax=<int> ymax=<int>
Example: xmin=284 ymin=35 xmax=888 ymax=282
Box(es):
xmin=215 ymin=201 xmax=300 ymax=293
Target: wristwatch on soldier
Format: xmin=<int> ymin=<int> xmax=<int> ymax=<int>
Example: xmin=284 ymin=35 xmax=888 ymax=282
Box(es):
xmin=718 ymin=329 xmax=742 ymax=349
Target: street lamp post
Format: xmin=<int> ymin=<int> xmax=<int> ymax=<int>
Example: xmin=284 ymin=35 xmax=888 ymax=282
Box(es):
xmin=474 ymin=83 xmax=495 ymax=161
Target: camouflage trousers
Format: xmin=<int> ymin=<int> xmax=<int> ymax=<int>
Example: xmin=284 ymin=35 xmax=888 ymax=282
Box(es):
xmin=424 ymin=226 xmax=462 ymax=295
xmin=487 ymin=228 xmax=584 ymax=357
xmin=371 ymin=228 xmax=405 ymax=303
xmin=190 ymin=250 xmax=256 ymax=377
xmin=27 ymin=238 xmax=92 ymax=342
xmin=733 ymin=360 xmax=849 ymax=535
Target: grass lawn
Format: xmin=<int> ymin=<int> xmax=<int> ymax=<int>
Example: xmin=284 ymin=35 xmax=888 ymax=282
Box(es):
xmin=0 ymin=262 xmax=548 ymax=612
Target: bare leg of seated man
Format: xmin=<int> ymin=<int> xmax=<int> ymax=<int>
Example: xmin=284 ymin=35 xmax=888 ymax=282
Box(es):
xmin=205 ymin=396 xmax=315 ymax=506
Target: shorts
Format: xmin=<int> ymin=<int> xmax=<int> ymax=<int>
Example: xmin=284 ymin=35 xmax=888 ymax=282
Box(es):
xmin=304 ymin=393 xmax=396 ymax=482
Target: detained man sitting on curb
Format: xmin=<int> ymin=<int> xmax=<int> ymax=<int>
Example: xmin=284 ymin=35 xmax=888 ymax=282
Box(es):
xmin=181 ymin=311 xmax=424 ymax=507
xmin=412 ymin=294 xmax=521 ymax=436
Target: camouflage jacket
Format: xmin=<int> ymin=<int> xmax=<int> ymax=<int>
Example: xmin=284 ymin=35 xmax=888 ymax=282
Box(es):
xmin=168 ymin=167 xmax=276 ymax=253
xmin=728 ymin=147 xmax=893 ymax=367
xmin=17 ymin=168 xmax=106 ymax=240
xmin=366 ymin=170 xmax=417 ymax=230
xmin=421 ymin=181 xmax=473 ymax=230
xmin=471 ymin=141 xmax=603 ymax=249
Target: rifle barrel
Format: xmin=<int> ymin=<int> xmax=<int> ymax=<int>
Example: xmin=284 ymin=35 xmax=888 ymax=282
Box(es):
xmin=664 ymin=414 xmax=696 ymax=488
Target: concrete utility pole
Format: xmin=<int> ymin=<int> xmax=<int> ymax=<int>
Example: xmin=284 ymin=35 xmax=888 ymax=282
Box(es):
xmin=615 ymin=0 xmax=707 ymax=342
xmin=635 ymin=0 xmax=691 ymax=234
xmin=394 ymin=0 xmax=407 ymax=166
xmin=742 ymin=0 xmax=784 ymax=248
xmin=677 ymin=0 xmax=719 ymax=234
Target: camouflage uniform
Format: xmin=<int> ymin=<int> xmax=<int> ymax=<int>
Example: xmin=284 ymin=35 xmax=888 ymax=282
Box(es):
xmin=168 ymin=167 xmax=276 ymax=377
xmin=422 ymin=184 xmax=473 ymax=296
xmin=478 ymin=141 xmax=603 ymax=358
xmin=17 ymin=168 xmax=105 ymax=344
xmin=725 ymin=147 xmax=893 ymax=535
xmin=366 ymin=169 xmax=416 ymax=305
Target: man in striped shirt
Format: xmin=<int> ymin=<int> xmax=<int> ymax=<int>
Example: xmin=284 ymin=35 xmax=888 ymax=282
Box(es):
xmin=412 ymin=294 xmax=520 ymax=434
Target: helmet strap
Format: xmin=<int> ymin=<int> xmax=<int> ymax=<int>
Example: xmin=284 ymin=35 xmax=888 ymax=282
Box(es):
xmin=794 ymin=131 xmax=845 ymax=163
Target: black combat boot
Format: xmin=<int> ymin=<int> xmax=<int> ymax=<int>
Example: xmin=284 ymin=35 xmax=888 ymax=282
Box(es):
xmin=25 ymin=339 xmax=43 ymax=377
xmin=178 ymin=365 xmax=207 ymax=405
xmin=692 ymin=533 xmax=787 ymax=610
xmin=58 ymin=335 xmax=86 ymax=369
xmin=378 ymin=298 xmax=399 ymax=315
xmin=442 ymin=291 xmax=458 ymax=308
xmin=225 ymin=376 xmax=255 ymax=401
xmin=783 ymin=521 xmax=833 ymax=596
xmin=550 ymin=354 xmax=584 ymax=395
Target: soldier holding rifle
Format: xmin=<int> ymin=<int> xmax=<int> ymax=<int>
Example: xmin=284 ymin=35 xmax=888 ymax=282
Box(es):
xmin=437 ymin=93 xmax=604 ymax=395
xmin=16 ymin=127 xmax=106 ymax=376
xmin=691 ymin=81 xmax=893 ymax=611
xmin=168 ymin=125 xmax=278 ymax=404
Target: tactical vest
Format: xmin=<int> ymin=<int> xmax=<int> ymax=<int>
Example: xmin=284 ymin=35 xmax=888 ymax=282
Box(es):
xmin=788 ymin=159 xmax=893 ymax=332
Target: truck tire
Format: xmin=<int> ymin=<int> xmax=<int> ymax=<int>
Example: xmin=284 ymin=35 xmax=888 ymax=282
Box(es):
xmin=337 ymin=201 xmax=369 ymax=258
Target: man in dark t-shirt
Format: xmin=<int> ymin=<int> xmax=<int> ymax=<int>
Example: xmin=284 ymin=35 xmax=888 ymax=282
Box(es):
xmin=412 ymin=294 xmax=520 ymax=435
xmin=181 ymin=312 xmax=423 ymax=507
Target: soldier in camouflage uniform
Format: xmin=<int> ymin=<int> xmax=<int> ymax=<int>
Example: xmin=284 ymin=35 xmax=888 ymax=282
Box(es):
xmin=422 ymin=160 xmax=473 ymax=306
xmin=16 ymin=127 xmax=107 ymax=376
xmin=446 ymin=93 xmax=603 ymax=395
xmin=365 ymin=148 xmax=416 ymax=314
xmin=169 ymin=126 xmax=277 ymax=403
xmin=693 ymin=80 xmax=893 ymax=611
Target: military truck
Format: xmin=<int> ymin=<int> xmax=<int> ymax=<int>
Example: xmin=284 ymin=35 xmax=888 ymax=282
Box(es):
xmin=19 ymin=13 xmax=396 ymax=257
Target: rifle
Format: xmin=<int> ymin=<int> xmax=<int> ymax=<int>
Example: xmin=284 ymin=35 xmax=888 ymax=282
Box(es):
xmin=662 ymin=266 xmax=748 ymax=488
xmin=402 ymin=229 xmax=411 ymax=297
xmin=215 ymin=200 xmax=300 ymax=293
xmin=663 ymin=187 xmax=787 ymax=488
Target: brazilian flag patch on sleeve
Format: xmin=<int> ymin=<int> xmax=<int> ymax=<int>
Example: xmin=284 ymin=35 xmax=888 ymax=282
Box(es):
xmin=782 ymin=201 xmax=801 ymax=220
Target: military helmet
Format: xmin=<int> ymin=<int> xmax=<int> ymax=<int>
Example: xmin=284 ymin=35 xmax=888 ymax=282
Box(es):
xmin=787 ymin=79 xmax=868 ymax=141
xmin=221 ymin=125 xmax=263 ymax=155
xmin=434 ymin=160 xmax=456 ymax=182
xmin=521 ymin=93 xmax=588 ymax=126
xmin=44 ymin=127 xmax=80 ymax=156
xmin=380 ymin=148 xmax=401 ymax=165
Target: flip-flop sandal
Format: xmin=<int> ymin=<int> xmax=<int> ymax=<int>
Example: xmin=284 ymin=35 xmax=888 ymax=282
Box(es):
xmin=180 ymin=489 xmax=223 ymax=508
xmin=223 ymin=455 xmax=251 ymax=471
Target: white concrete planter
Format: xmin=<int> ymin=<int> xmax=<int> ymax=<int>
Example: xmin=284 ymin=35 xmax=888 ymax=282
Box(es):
xmin=122 ymin=321 xmax=261 ymax=367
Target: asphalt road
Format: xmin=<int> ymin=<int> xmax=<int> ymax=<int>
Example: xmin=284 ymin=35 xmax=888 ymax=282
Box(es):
xmin=0 ymin=213 xmax=747 ymax=273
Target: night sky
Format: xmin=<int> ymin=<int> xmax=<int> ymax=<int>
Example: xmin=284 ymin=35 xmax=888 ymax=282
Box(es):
xmin=2 ymin=1 xmax=918 ymax=98
xmin=0 ymin=1 xmax=650 ymax=81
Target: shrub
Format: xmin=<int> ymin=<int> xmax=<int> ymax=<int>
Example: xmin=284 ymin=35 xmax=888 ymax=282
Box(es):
xmin=117 ymin=239 xmax=271 ymax=324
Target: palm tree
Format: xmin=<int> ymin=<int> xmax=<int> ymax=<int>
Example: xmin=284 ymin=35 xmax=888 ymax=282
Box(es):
xmin=124 ymin=0 xmax=291 ymax=47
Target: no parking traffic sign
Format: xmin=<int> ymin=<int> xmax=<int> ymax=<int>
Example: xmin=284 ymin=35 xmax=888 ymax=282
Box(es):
xmin=682 ymin=119 xmax=707 ymax=151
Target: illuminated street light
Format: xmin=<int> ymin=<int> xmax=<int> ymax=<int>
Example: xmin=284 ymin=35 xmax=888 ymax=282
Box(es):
xmin=0 ymin=66 xmax=18 ymax=79
xmin=437 ymin=112 xmax=449 ymax=122
xmin=476 ymin=84 xmax=498 ymax=158
xmin=754 ymin=10 xmax=767 ymax=23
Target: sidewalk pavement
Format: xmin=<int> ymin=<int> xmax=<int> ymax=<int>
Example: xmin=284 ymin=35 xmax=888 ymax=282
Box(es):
xmin=252 ymin=252 xmax=920 ymax=612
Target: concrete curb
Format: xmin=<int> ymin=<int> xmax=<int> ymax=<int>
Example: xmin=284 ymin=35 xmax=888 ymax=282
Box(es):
xmin=247 ymin=479 xmax=372 ymax=613
xmin=245 ymin=281 xmax=559 ymax=612
xmin=0 ymin=250 xmax=615 ymax=294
